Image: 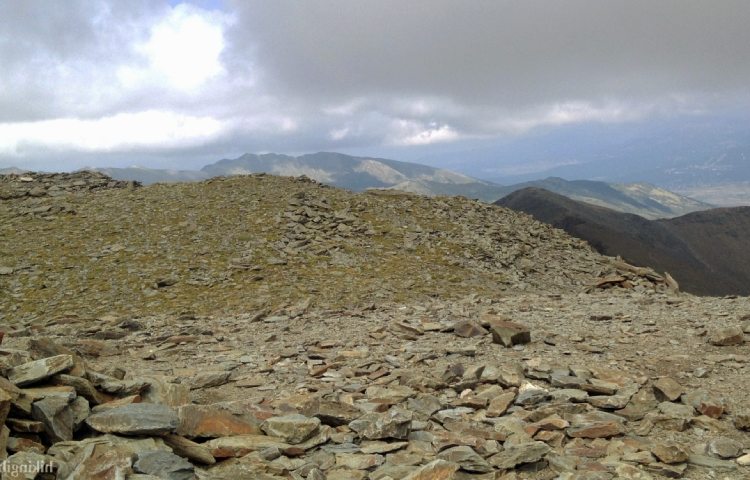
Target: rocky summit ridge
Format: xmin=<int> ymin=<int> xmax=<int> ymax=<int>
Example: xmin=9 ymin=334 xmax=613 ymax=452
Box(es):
xmin=0 ymin=171 xmax=748 ymax=479
xmin=1 ymin=171 xmax=674 ymax=321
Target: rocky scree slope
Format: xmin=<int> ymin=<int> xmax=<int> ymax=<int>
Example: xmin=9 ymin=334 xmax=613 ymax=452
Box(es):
xmin=0 ymin=172 xmax=748 ymax=479
xmin=1 ymin=172 xmax=673 ymax=323
xmin=0 ymin=292 xmax=748 ymax=478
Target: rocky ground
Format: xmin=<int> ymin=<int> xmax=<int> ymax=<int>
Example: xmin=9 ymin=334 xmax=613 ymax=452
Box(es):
xmin=1 ymin=172 xmax=672 ymax=322
xmin=0 ymin=172 xmax=748 ymax=479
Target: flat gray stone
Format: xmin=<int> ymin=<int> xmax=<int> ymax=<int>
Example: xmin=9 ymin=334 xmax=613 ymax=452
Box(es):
xmin=438 ymin=445 xmax=493 ymax=473
xmin=31 ymin=396 xmax=74 ymax=443
xmin=688 ymin=454 xmax=737 ymax=471
xmin=85 ymin=403 xmax=178 ymax=435
xmin=8 ymin=355 xmax=74 ymax=387
xmin=489 ymin=441 xmax=551 ymax=469
xmin=261 ymin=414 xmax=321 ymax=444
xmin=349 ymin=408 xmax=412 ymax=440
xmin=134 ymin=450 xmax=195 ymax=480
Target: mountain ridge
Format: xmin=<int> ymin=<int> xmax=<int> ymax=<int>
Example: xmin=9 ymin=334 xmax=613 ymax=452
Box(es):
xmin=69 ymin=152 xmax=712 ymax=218
xmin=496 ymin=187 xmax=750 ymax=296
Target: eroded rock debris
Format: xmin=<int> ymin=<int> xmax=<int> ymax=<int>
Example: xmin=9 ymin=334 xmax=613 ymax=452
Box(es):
xmin=0 ymin=172 xmax=747 ymax=479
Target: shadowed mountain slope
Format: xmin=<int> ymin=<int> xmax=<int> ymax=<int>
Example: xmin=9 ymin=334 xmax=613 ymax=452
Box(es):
xmin=497 ymin=187 xmax=750 ymax=296
xmin=492 ymin=177 xmax=711 ymax=219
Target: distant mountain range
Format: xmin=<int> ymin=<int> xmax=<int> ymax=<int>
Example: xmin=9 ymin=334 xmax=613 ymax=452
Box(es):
xmin=421 ymin=114 xmax=750 ymax=206
xmin=77 ymin=152 xmax=707 ymax=218
xmin=0 ymin=152 xmax=711 ymax=218
xmin=497 ymin=187 xmax=750 ymax=296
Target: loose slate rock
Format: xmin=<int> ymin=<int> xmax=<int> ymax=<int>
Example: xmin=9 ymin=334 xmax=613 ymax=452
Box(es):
xmin=489 ymin=441 xmax=551 ymax=469
xmin=402 ymin=459 xmax=460 ymax=480
xmin=134 ymin=450 xmax=195 ymax=480
xmin=162 ymin=434 xmax=216 ymax=465
xmin=488 ymin=319 xmax=531 ymax=347
xmin=261 ymin=414 xmax=321 ymax=444
xmin=651 ymin=442 xmax=689 ymax=464
xmin=438 ymin=445 xmax=493 ymax=473
xmin=203 ymin=434 xmax=290 ymax=458
xmin=8 ymin=355 xmax=74 ymax=387
xmin=349 ymin=408 xmax=412 ymax=440
xmin=707 ymin=437 xmax=742 ymax=459
xmin=653 ymin=377 xmax=683 ymax=402
xmin=31 ymin=396 xmax=74 ymax=443
xmin=452 ymin=320 xmax=488 ymax=338
xmin=709 ymin=326 xmax=745 ymax=346
xmin=85 ymin=403 xmax=179 ymax=435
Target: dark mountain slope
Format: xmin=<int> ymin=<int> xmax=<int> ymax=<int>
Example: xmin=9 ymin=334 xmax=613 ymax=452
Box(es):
xmin=497 ymin=187 xmax=750 ymax=296
xmin=661 ymin=207 xmax=750 ymax=294
xmin=492 ymin=177 xmax=711 ymax=219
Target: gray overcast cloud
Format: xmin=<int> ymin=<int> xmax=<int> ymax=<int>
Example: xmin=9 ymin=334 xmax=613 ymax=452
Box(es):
xmin=1 ymin=0 xmax=749 ymax=170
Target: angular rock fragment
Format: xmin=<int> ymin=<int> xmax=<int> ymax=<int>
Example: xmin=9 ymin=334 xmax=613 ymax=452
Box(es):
xmin=52 ymin=374 xmax=107 ymax=405
xmin=261 ymin=414 xmax=321 ymax=444
xmin=162 ymin=434 xmax=215 ymax=465
xmin=688 ymin=454 xmax=737 ymax=471
xmin=349 ymin=408 xmax=412 ymax=440
xmin=335 ymin=452 xmax=385 ymax=469
xmin=709 ymin=326 xmax=745 ymax=346
xmin=31 ymin=396 xmax=74 ymax=443
xmin=566 ymin=412 xmax=625 ymax=439
xmin=176 ymin=403 xmax=261 ymax=438
xmin=438 ymin=445 xmax=493 ymax=473
xmin=302 ymin=397 xmax=362 ymax=426
xmin=684 ymin=389 xmax=726 ymax=419
xmin=652 ymin=377 xmax=683 ymax=402
xmin=488 ymin=319 xmax=531 ymax=347
xmin=489 ymin=441 xmax=551 ymax=469
xmin=134 ymin=450 xmax=195 ymax=480
xmin=85 ymin=403 xmax=178 ymax=435
xmin=8 ymin=355 xmax=74 ymax=387
xmin=189 ymin=371 xmax=231 ymax=390
xmin=402 ymin=459 xmax=460 ymax=480
xmin=651 ymin=442 xmax=688 ymax=464
xmin=203 ymin=434 xmax=291 ymax=458
xmin=707 ymin=437 xmax=742 ymax=459
xmin=487 ymin=391 xmax=516 ymax=417
xmin=452 ymin=320 xmax=488 ymax=338
xmin=28 ymin=338 xmax=86 ymax=376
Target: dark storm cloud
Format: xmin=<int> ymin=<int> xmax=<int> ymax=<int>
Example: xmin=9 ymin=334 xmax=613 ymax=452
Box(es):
xmin=230 ymin=0 xmax=750 ymax=109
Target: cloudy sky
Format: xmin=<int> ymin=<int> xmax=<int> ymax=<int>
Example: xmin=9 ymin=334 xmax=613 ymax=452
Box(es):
xmin=1 ymin=0 xmax=749 ymax=171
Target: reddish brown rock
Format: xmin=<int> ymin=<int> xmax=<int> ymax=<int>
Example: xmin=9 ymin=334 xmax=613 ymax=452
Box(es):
xmin=487 ymin=319 xmax=531 ymax=347
xmin=567 ymin=413 xmax=625 ymax=439
xmin=652 ymin=442 xmax=689 ymax=464
xmin=653 ymin=377 xmax=683 ymax=402
xmin=452 ymin=320 xmax=488 ymax=338
xmin=177 ymin=404 xmax=261 ymax=438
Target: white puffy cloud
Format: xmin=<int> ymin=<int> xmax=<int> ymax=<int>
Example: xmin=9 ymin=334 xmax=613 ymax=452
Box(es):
xmin=0 ymin=111 xmax=225 ymax=155
xmin=117 ymin=4 xmax=229 ymax=91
